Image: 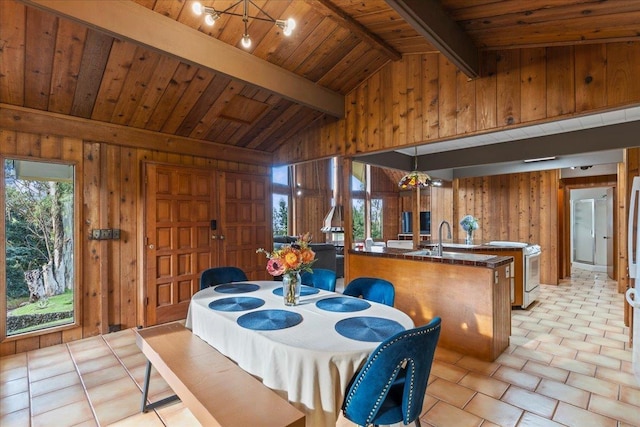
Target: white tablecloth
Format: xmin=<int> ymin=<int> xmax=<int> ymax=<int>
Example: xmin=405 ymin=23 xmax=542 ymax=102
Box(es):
xmin=186 ymin=281 xmax=414 ymax=427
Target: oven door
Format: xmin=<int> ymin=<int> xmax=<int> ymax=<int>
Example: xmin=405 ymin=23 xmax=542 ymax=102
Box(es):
xmin=525 ymin=252 xmax=540 ymax=291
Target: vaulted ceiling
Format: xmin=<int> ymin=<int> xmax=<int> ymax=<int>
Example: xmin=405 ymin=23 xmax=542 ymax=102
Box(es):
xmin=1 ymin=0 xmax=639 ymax=158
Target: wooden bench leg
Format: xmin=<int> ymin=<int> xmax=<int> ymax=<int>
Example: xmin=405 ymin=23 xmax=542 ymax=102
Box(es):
xmin=141 ymin=360 xmax=180 ymax=412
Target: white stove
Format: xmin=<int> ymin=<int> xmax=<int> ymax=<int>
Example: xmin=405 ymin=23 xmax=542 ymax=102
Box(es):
xmin=487 ymin=241 xmax=541 ymax=309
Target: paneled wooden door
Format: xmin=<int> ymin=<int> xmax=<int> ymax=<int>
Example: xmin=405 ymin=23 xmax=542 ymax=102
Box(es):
xmin=220 ymin=172 xmax=271 ymax=279
xmin=144 ymin=163 xmax=218 ymax=325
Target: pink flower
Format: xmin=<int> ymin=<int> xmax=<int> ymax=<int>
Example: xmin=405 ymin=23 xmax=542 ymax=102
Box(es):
xmin=266 ymin=258 xmax=286 ymax=276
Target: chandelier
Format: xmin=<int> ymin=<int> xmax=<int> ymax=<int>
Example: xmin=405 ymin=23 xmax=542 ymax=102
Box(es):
xmin=398 ymin=147 xmax=433 ymax=189
xmin=192 ymin=1 xmax=296 ymax=49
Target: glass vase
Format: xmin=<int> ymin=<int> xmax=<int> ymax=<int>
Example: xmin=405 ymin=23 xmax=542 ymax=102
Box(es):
xmin=282 ymin=272 xmax=301 ymax=306
xmin=465 ymin=230 xmax=474 ymax=245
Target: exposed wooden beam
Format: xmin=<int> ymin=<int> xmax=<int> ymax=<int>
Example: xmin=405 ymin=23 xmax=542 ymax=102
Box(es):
xmin=17 ymin=0 xmax=345 ymax=118
xmin=0 ymin=104 xmax=273 ymax=166
xmin=385 ymin=0 xmax=479 ymax=78
xmin=305 ymin=0 xmax=402 ymax=61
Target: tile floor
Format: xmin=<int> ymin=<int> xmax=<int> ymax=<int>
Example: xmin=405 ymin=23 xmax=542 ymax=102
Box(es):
xmin=1 ymin=268 xmax=639 ymax=427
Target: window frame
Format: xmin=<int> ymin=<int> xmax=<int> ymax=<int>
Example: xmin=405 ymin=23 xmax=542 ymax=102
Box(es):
xmin=1 ymin=155 xmax=82 ymax=342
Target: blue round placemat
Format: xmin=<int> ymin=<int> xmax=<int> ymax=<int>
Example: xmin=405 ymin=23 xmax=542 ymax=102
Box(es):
xmin=208 ymin=297 xmax=265 ymax=312
xmin=335 ymin=316 xmax=405 ymax=342
xmin=272 ymin=285 xmax=320 ymax=297
xmin=214 ymin=283 xmax=259 ymax=294
xmin=237 ymin=309 xmax=303 ymax=331
xmin=316 ymin=297 xmax=370 ymax=312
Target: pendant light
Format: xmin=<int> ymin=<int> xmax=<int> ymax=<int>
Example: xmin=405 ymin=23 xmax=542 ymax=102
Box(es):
xmin=398 ymin=147 xmax=432 ymax=189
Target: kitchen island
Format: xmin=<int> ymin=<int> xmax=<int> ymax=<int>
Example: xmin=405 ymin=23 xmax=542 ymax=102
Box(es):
xmin=347 ymin=248 xmax=513 ymax=361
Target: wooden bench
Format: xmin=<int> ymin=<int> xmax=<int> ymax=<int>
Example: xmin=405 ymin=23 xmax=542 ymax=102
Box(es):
xmin=135 ymin=323 xmax=305 ymax=427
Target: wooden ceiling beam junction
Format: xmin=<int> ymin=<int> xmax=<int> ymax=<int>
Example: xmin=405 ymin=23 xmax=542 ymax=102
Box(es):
xmin=385 ymin=0 xmax=479 ymax=78
xmin=17 ymin=0 xmax=345 ymax=118
xmin=305 ymin=0 xmax=402 ymax=61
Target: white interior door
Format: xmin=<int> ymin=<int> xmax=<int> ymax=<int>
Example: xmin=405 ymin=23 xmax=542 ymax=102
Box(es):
xmin=574 ymin=199 xmax=595 ymax=264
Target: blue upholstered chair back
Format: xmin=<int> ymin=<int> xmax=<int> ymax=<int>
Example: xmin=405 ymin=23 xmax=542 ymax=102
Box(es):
xmin=199 ymin=267 xmax=248 ymax=290
xmin=300 ymin=268 xmax=337 ymax=292
xmin=343 ymin=277 xmax=395 ymax=306
xmin=342 ymin=317 xmax=442 ymax=427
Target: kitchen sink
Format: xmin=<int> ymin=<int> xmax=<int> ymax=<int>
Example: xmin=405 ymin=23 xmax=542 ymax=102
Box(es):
xmin=405 ymin=250 xmax=496 ymax=262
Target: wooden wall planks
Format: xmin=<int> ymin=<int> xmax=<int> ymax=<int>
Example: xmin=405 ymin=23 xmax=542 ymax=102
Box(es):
xmin=0 ymin=129 xmax=271 ymax=356
xmin=277 ymin=41 xmax=640 ymax=164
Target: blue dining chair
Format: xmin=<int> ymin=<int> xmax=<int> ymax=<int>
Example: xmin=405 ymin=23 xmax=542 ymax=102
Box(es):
xmin=199 ymin=266 xmax=248 ymax=290
xmin=343 ymin=277 xmax=395 ymax=306
xmin=342 ymin=317 xmax=442 ymax=427
xmin=301 ymin=268 xmax=337 ymax=292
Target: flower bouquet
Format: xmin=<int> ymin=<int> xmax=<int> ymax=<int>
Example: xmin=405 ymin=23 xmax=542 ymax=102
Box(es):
xmin=257 ymin=233 xmax=316 ymax=305
xmin=460 ymin=215 xmax=479 ymax=244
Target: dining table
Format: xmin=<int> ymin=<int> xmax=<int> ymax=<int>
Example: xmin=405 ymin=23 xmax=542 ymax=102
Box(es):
xmin=185 ymin=280 xmax=414 ymax=427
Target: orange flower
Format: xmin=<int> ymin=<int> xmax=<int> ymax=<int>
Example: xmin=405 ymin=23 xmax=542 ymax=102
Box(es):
xmin=281 ymin=247 xmax=302 ymax=270
xmin=300 ymin=247 xmax=315 ymax=264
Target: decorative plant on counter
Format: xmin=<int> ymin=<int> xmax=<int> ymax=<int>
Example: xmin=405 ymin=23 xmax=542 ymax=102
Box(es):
xmin=460 ymin=215 xmax=479 ymax=244
xmin=256 ymin=233 xmax=316 ymax=305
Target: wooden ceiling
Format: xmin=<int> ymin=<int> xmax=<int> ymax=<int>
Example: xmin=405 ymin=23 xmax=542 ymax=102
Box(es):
xmin=1 ymin=0 xmax=639 ymax=156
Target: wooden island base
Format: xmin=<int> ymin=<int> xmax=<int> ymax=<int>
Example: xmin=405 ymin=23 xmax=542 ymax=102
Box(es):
xmin=348 ymin=252 xmax=511 ymax=361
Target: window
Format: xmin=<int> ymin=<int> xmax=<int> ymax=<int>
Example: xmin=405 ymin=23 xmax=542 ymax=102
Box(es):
xmin=4 ymin=159 xmax=77 ymax=337
xmin=351 ymin=162 xmax=384 ymax=240
xmin=272 ymin=165 xmax=290 ymax=236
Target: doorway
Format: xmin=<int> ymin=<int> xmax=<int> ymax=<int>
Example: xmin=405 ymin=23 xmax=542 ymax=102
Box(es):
xmin=570 ymin=187 xmax=613 ymax=276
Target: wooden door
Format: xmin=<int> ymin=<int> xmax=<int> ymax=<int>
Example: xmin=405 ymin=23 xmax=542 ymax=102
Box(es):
xmin=220 ymin=172 xmax=270 ymax=280
xmin=144 ymin=163 xmax=218 ymax=325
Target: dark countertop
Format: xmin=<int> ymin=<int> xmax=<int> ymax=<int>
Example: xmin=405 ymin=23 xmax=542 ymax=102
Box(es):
xmin=348 ymin=246 xmax=514 ymax=269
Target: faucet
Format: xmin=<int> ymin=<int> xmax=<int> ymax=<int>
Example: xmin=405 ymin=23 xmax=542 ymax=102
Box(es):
xmin=437 ymin=220 xmax=452 ymax=256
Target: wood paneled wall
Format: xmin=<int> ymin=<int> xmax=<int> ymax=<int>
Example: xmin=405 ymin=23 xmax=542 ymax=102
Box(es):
xmin=0 ymin=128 xmax=270 ymax=356
xmin=277 ymin=42 xmax=640 ymax=163
xmin=446 ymin=171 xmax=560 ymax=285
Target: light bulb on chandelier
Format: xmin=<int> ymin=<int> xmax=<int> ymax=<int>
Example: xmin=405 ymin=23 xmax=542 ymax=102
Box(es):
xmin=192 ymin=1 xmax=295 ymax=49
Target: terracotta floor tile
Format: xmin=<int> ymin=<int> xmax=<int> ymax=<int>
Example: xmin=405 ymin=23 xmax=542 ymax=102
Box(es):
xmin=493 ymin=366 xmax=542 ymax=391
xmin=553 ymin=401 xmax=617 ymax=427
xmin=28 ymin=358 xmax=76 ymax=382
xmin=31 ymin=399 xmax=94 ymax=427
xmin=92 ymin=391 xmax=141 ymax=425
xmin=81 ymin=364 xmax=128 ymax=389
xmin=522 ymin=360 xmax=569 ymax=382
xmin=549 ymin=355 xmax=597 ymax=376
xmin=501 ymin=386 xmax=558 ymax=419
xmin=106 ymin=410 xmax=166 ymax=427
xmin=0 ymin=391 xmax=29 ymax=416
xmin=433 ymin=347 xmax=464 ymax=364
xmin=1 ymin=377 xmax=28 ymax=398
xmin=85 ymin=376 xmax=140 ymax=406
xmin=586 ymin=335 xmax=626 ymax=349
xmin=422 ymin=400 xmax=483 ymax=427
xmin=535 ymin=342 xmax=578 ymax=360
xmin=516 ymin=411 xmax=566 ymax=426
xmin=430 ymin=360 xmax=469 ymax=383
xmin=575 ymin=352 xmax=622 ymax=370
xmin=455 ymin=356 xmax=500 ymax=376
xmin=559 ymin=337 xmax=601 ymax=353
xmin=30 ymin=384 xmax=86 ymax=416
xmin=594 ymin=366 xmax=640 ymax=389
xmin=75 ymin=354 xmax=120 ymax=375
xmin=30 ymin=371 xmax=81 ymax=397
xmin=0 ymin=366 xmax=27 ymax=383
xmin=620 ymin=385 xmax=640 ymax=406
xmin=0 ymin=408 xmax=30 ymax=427
xmin=535 ymin=379 xmax=590 ymax=409
xmin=426 ymin=378 xmax=475 ymax=408
xmin=155 ymin=401 xmax=202 ymax=427
xmin=494 ymin=353 xmax=527 ymax=370
xmin=0 ymin=354 xmax=26 ymax=371
xmin=464 ymin=392 xmax=523 ymax=427
xmin=458 ymin=371 xmax=509 ymax=399
xmin=566 ymin=372 xmax=619 ymax=399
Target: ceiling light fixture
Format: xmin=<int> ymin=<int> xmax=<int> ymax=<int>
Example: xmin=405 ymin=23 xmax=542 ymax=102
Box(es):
xmin=192 ymin=1 xmax=296 ymax=49
xmin=398 ymin=147 xmax=433 ymax=189
xmin=523 ymin=156 xmax=556 ymax=163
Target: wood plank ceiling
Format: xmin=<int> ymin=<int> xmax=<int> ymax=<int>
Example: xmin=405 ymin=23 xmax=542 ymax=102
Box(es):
xmin=1 ymin=0 xmax=639 ymax=156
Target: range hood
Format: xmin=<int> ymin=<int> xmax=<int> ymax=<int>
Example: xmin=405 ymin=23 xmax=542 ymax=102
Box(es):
xmin=321 ymin=205 xmax=344 ymax=232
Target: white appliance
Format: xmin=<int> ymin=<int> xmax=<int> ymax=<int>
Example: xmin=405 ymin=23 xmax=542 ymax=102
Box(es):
xmin=488 ymin=241 xmax=541 ymax=308
xmin=627 ymin=176 xmax=640 ymax=385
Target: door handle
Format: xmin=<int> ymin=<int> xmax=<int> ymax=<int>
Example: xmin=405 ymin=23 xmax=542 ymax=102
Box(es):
xmin=148 ymin=244 xmax=155 ymax=249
